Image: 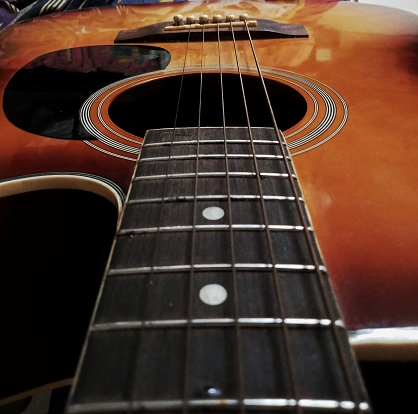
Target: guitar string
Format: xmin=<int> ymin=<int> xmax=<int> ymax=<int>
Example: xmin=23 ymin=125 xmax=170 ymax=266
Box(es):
xmin=182 ymin=22 xmax=205 ymax=414
xmin=229 ymin=18 xmax=302 ymax=414
xmin=126 ymin=26 xmax=194 ymax=411
xmin=242 ymin=19 xmax=363 ymax=411
xmin=217 ymin=21 xmax=246 ymax=413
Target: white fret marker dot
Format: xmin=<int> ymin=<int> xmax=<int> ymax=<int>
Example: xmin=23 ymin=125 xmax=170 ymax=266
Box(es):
xmin=202 ymin=206 xmax=224 ymax=221
xmin=199 ymin=284 xmax=227 ymax=305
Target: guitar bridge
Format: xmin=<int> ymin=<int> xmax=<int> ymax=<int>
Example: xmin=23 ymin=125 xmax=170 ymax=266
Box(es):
xmin=115 ymin=17 xmax=308 ymax=44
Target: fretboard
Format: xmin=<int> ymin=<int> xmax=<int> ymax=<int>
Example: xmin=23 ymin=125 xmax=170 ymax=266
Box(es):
xmin=67 ymin=127 xmax=371 ymax=413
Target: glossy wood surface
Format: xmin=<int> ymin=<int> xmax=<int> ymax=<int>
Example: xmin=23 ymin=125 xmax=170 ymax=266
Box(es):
xmin=0 ymin=0 xmax=418 ymax=335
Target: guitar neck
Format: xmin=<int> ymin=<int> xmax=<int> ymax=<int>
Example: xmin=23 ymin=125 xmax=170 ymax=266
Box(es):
xmin=67 ymin=126 xmax=370 ymax=413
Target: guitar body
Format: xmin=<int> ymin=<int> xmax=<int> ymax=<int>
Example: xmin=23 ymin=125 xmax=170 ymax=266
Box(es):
xmin=1 ymin=0 xmax=418 ymax=410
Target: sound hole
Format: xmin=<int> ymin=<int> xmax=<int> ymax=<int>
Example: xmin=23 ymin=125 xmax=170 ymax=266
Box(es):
xmin=108 ymin=73 xmax=307 ymax=138
xmin=0 ymin=189 xmax=117 ymax=401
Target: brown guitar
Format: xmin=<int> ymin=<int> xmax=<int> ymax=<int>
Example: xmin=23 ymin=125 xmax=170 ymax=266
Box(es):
xmin=1 ymin=1 xmax=418 ymax=413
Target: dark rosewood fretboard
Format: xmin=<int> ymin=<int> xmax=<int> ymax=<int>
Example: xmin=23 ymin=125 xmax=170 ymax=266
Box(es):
xmin=67 ymin=127 xmax=370 ymax=413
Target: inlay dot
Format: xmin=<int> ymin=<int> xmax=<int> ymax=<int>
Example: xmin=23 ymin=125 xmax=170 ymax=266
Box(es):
xmin=199 ymin=284 xmax=227 ymax=306
xmin=202 ymin=206 xmax=224 ymax=221
xmin=205 ymin=386 xmax=222 ymax=398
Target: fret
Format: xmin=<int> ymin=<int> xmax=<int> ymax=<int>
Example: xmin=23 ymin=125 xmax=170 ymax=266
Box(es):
xmin=67 ymin=399 xmax=370 ymax=413
xmin=95 ymin=268 xmax=335 ymax=327
xmin=133 ymin=171 xmax=294 ymax=180
xmin=134 ymin=171 xmax=254 ymax=179
xmin=128 ymin=177 xmax=298 ymax=201
xmin=123 ymin=195 xmax=306 ymax=231
xmin=206 ymin=226 xmax=315 ymax=265
xmin=139 ymin=153 xmax=286 ymax=162
xmin=142 ymin=138 xmax=278 ymax=147
xmin=127 ymin=194 xmax=303 ymax=203
xmin=91 ymin=318 xmax=344 ymax=332
xmin=121 ymin=199 xmax=308 ymax=230
xmin=118 ymin=224 xmax=312 ymax=235
xmin=140 ymin=143 xmax=289 ymax=160
xmin=107 ymin=263 xmax=326 ymax=275
xmin=142 ymin=137 xmax=288 ymax=154
xmin=70 ymin=327 xmax=367 ymax=408
xmin=96 ymin=268 xmax=335 ymax=329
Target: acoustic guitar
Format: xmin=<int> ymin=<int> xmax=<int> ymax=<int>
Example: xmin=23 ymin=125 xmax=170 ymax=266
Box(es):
xmin=0 ymin=1 xmax=417 ymax=413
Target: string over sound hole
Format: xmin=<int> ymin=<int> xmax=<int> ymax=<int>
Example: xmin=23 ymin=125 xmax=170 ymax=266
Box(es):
xmin=108 ymin=73 xmax=307 ymax=138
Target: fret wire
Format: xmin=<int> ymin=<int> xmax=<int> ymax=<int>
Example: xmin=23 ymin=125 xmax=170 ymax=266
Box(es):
xmin=244 ymin=20 xmax=362 ymax=411
xmin=108 ymin=263 xmax=327 ymax=276
xmin=67 ymin=398 xmax=370 ymax=413
xmin=118 ymin=224 xmax=313 ymax=235
xmin=142 ymin=138 xmax=278 ymax=147
xmin=138 ymin=153 xmax=286 ymax=162
xmin=127 ymin=194 xmax=304 ymax=204
xmin=235 ymin=23 xmax=301 ymax=413
xmin=91 ymin=317 xmax=345 ymax=332
xmin=218 ymin=22 xmax=246 ymax=414
xmin=133 ymin=172 xmax=294 ymax=180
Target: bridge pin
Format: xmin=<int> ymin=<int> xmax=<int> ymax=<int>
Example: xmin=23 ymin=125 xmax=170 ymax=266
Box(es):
xmin=239 ymin=13 xmax=249 ymax=21
xmin=212 ymin=14 xmax=223 ymax=23
xmin=186 ymin=15 xmax=196 ymax=24
xmin=173 ymin=14 xmax=184 ymax=25
xmin=199 ymin=14 xmax=209 ymax=24
xmin=225 ymin=14 xmax=235 ymax=22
